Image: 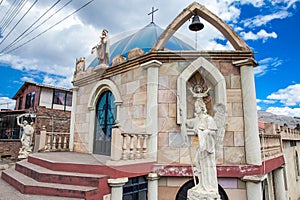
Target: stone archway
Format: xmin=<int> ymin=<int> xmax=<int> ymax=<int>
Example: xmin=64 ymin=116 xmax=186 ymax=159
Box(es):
xmin=151 ymin=2 xmax=250 ymax=51
xmin=87 ymin=79 xmax=123 ymax=153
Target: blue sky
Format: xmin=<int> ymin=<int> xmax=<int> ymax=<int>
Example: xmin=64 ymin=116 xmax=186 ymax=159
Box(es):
xmin=0 ymin=0 xmax=299 ymax=117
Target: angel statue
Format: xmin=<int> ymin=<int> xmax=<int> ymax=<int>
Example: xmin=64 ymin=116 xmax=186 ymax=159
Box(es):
xmin=17 ymin=114 xmax=35 ymax=159
xmin=186 ymin=87 xmax=227 ymax=199
xmin=91 ymin=29 xmax=110 ymax=65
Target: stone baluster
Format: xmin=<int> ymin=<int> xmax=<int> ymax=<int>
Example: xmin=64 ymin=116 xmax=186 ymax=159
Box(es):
xmin=142 ymin=135 xmax=148 ymax=159
xmin=136 ymin=135 xmax=142 ymax=159
xmin=52 ymin=134 xmax=57 ymax=150
xmin=46 ymin=133 xmax=51 ymax=151
xmin=129 ymin=134 xmax=135 ymax=160
xmin=121 ymin=133 xmax=128 ymax=160
xmin=63 ymin=135 xmax=68 ymax=149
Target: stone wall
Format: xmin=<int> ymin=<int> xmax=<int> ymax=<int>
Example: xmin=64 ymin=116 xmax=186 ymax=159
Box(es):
xmin=156 ymin=59 xmax=246 ymax=165
xmin=157 ymin=177 xmax=247 ymax=200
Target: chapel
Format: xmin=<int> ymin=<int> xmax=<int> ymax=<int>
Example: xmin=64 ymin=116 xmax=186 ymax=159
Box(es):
xmin=2 ymin=2 xmax=288 ymax=200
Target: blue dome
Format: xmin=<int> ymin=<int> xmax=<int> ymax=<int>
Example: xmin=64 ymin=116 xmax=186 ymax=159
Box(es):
xmin=88 ymin=22 xmax=194 ymax=67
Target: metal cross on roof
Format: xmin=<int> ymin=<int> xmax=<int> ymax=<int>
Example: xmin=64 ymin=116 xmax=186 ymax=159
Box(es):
xmin=148 ymin=6 xmax=158 ymax=23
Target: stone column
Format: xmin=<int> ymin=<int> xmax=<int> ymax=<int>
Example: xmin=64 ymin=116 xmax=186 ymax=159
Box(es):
xmin=242 ymin=175 xmax=266 ymax=200
xmin=108 ymin=177 xmax=128 ymax=200
xmin=233 ymin=58 xmax=261 ymax=165
xmin=273 ymin=167 xmax=286 ymax=200
xmin=141 ymin=60 xmax=162 ymax=160
xmin=147 ymin=173 xmax=159 ymax=200
xmin=88 ymin=107 xmax=96 ymax=153
xmin=69 ymin=86 xmax=78 ymax=151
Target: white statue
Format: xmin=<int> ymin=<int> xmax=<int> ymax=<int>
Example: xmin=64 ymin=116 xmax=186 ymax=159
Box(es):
xmin=17 ymin=114 xmax=34 ymax=159
xmin=186 ymin=85 xmax=227 ymax=200
xmin=91 ymin=29 xmax=110 ymax=65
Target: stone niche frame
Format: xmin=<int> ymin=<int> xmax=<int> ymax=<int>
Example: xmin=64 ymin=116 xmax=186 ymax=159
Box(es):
xmin=177 ymin=56 xmax=227 ymax=125
xmin=87 ymin=79 xmax=123 ymax=153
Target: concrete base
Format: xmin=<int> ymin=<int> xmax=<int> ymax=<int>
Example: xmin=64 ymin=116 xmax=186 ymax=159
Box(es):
xmin=187 ymin=187 xmax=220 ymax=200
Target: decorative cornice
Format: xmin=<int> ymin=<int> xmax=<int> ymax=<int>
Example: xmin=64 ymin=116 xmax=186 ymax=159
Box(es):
xmin=232 ymin=58 xmax=258 ymax=67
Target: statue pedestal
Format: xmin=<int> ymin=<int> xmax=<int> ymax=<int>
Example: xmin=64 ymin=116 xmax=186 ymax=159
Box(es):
xmin=187 ymin=187 xmax=220 ymax=200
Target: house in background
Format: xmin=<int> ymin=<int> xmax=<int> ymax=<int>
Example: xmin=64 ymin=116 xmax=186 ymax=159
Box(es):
xmin=0 ymin=81 xmax=72 ymax=157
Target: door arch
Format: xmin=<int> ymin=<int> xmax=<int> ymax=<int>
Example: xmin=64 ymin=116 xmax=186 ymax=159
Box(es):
xmin=175 ymin=179 xmax=229 ymax=200
xmin=94 ymin=90 xmax=116 ymax=155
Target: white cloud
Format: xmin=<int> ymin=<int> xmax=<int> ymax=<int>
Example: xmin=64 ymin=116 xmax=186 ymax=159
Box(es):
xmin=257 ymin=99 xmax=276 ymax=104
xmin=267 ymin=84 xmax=300 ymax=106
xmin=0 ymin=97 xmax=16 ymax=110
xmin=242 ymin=11 xmax=289 ymax=27
xmin=241 ymin=29 xmax=277 ymax=42
xmin=266 ymin=106 xmax=300 ymax=117
xmin=255 ymin=57 xmax=283 ymax=77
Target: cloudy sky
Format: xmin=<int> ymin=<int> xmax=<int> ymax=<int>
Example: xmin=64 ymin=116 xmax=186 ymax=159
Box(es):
xmin=0 ymin=0 xmax=299 ymax=117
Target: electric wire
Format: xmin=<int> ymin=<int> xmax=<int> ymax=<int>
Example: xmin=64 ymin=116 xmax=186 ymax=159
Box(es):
xmin=0 ymin=0 xmax=62 ymax=53
xmin=0 ymin=0 xmax=18 ymax=26
xmin=0 ymin=0 xmax=72 ymax=54
xmin=4 ymin=0 xmax=94 ymax=54
xmin=0 ymin=0 xmax=38 ymax=47
xmin=1 ymin=0 xmax=27 ymax=33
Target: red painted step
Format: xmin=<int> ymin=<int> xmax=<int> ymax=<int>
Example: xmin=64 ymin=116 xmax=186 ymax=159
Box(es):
xmin=15 ymin=160 xmax=108 ymax=187
xmin=2 ymin=168 xmax=99 ymax=199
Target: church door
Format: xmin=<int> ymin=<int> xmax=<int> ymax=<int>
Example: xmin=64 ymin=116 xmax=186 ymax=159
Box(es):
xmin=94 ymin=91 xmax=116 ymax=155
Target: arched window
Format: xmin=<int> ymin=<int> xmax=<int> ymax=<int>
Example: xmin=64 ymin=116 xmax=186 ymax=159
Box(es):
xmin=94 ymin=90 xmax=116 ymax=155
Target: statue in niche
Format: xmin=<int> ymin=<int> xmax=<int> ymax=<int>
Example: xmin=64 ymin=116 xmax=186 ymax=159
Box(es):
xmin=91 ymin=29 xmax=110 ymax=65
xmin=17 ymin=114 xmax=34 ymax=159
xmin=186 ymin=84 xmax=227 ymax=199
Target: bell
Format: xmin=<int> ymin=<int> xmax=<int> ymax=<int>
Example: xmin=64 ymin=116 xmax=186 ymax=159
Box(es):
xmin=189 ymin=15 xmax=204 ymax=32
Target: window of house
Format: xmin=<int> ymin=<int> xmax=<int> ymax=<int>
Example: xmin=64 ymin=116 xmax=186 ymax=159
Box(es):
xmin=123 ymin=176 xmax=148 ymax=200
xmin=18 ymin=96 xmax=23 ymax=110
xmin=53 ymin=90 xmax=72 ymax=106
xmin=25 ymin=92 xmax=35 ymax=109
xmin=53 ymin=91 xmax=66 ymax=105
xmin=66 ymin=92 xmax=72 ymax=106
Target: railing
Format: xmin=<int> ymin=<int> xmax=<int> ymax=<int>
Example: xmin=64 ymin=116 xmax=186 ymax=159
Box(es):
xmin=111 ymin=127 xmax=149 ymax=161
xmin=39 ymin=126 xmax=70 ymax=152
xmin=276 ymin=124 xmax=300 ymax=141
xmin=260 ymin=133 xmax=282 ymax=160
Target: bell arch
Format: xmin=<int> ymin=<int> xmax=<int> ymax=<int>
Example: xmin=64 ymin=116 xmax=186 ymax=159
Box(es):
xmin=151 ymin=2 xmax=250 ymax=51
xmin=177 ymin=57 xmax=226 ymax=124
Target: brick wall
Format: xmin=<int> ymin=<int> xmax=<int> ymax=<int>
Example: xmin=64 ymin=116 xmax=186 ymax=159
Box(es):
xmin=35 ymin=106 xmax=71 ymax=134
xmin=0 ymin=139 xmax=21 ymax=157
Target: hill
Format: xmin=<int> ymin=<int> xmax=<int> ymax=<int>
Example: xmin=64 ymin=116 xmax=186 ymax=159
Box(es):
xmin=258 ymin=110 xmax=300 ymax=128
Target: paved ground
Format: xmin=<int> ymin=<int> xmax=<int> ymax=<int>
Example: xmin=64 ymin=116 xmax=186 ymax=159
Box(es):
xmin=0 ymin=157 xmax=83 ymax=200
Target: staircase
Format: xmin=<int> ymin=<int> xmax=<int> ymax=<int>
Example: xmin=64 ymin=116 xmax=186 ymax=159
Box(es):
xmin=1 ymin=153 xmax=111 ymax=200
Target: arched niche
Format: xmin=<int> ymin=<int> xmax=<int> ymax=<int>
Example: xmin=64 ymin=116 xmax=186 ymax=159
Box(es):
xmin=177 ymin=57 xmax=226 ymax=124
xmin=152 ymin=2 xmax=250 ymax=51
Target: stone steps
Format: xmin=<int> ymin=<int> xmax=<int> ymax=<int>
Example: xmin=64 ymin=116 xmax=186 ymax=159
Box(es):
xmin=1 ymin=168 xmax=99 ymax=199
xmin=15 ymin=160 xmax=108 ymax=187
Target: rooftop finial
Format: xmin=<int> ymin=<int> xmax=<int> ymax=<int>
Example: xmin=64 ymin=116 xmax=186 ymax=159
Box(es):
xmin=148 ymin=6 xmax=158 ymax=24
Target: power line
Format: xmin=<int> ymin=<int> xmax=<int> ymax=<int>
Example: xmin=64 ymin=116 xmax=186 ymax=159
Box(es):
xmin=0 ymin=0 xmax=18 ymax=26
xmin=0 ymin=0 xmax=62 ymax=53
xmin=4 ymin=0 xmax=95 ymax=54
xmin=0 ymin=0 xmax=38 ymax=47
xmin=1 ymin=0 xmax=28 ymax=33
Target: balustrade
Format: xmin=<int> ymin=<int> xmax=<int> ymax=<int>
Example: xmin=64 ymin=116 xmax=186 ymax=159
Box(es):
xmin=120 ymin=132 xmax=148 ymax=160
xmin=39 ymin=127 xmax=70 ymax=152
